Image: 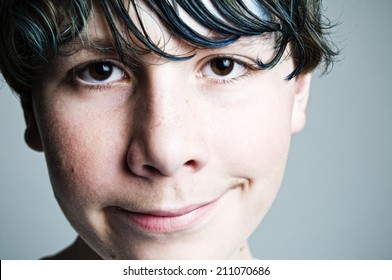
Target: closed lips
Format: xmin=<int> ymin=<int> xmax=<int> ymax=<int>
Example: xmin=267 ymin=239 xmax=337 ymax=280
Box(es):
xmin=118 ymin=199 xmax=218 ymax=233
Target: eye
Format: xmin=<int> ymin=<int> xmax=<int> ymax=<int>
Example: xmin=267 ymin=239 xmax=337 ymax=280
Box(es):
xmin=199 ymin=57 xmax=249 ymax=83
xmin=210 ymin=58 xmax=234 ymax=76
xmin=75 ymin=61 xmax=126 ymax=85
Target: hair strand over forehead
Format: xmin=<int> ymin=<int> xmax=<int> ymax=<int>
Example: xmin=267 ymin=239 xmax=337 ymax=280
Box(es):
xmin=0 ymin=0 xmax=338 ymax=97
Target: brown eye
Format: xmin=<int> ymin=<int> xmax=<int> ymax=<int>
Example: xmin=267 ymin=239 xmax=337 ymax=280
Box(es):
xmin=88 ymin=63 xmax=113 ymax=81
xmin=76 ymin=61 xmax=125 ymax=85
xmin=199 ymin=56 xmax=249 ymax=84
xmin=210 ymin=58 xmax=234 ymax=76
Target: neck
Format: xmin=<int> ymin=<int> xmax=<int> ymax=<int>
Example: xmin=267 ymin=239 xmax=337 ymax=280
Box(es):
xmin=228 ymin=242 xmax=254 ymax=260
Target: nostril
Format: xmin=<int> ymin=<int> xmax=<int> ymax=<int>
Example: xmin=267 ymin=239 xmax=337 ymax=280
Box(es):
xmin=140 ymin=160 xmax=202 ymax=177
xmin=185 ymin=160 xmax=197 ymax=168
xmin=142 ymin=164 xmax=161 ymax=175
xmin=127 ymin=135 xmax=209 ymax=177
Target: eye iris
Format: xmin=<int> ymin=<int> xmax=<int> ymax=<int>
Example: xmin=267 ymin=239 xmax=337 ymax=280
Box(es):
xmin=211 ymin=58 xmax=234 ymax=76
xmin=89 ymin=63 xmax=112 ymax=81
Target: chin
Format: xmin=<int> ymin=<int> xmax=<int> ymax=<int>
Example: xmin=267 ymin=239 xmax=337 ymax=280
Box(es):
xmin=86 ymin=232 xmax=247 ymax=260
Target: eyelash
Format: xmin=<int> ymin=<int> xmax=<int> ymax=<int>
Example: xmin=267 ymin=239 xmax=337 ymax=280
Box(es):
xmin=73 ymin=80 xmax=114 ymax=92
xmin=70 ymin=56 xmax=257 ymax=91
xmin=71 ymin=60 xmax=128 ymax=92
xmin=198 ymin=55 xmax=256 ymax=85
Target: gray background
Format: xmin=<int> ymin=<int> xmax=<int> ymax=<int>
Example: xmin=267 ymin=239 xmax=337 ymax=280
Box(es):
xmin=1 ymin=0 xmax=391 ymax=259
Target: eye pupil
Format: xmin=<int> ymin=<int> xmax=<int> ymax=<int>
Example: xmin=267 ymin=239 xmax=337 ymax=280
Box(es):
xmin=90 ymin=63 xmax=112 ymax=81
xmin=211 ymin=58 xmax=234 ymax=76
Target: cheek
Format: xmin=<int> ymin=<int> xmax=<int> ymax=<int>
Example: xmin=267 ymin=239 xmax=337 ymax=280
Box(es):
xmin=209 ymin=83 xmax=295 ymax=231
xmin=212 ymin=91 xmax=294 ymax=180
xmin=37 ymin=105 xmax=129 ymax=211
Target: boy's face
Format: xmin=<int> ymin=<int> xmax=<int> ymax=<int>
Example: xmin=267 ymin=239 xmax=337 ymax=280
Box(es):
xmin=25 ymin=4 xmax=310 ymax=259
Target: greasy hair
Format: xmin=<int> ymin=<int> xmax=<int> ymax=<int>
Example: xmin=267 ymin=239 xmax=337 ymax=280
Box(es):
xmin=0 ymin=0 xmax=338 ymax=97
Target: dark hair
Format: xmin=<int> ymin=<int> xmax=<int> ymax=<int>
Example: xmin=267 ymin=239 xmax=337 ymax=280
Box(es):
xmin=0 ymin=0 xmax=338 ymax=97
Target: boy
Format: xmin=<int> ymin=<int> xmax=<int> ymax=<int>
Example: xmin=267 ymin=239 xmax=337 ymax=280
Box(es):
xmin=0 ymin=0 xmax=337 ymax=259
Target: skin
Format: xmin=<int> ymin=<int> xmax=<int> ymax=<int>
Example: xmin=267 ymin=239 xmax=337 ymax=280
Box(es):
xmin=22 ymin=4 xmax=311 ymax=259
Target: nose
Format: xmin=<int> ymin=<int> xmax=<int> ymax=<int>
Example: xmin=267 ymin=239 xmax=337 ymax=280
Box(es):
xmin=127 ymin=70 xmax=209 ymax=178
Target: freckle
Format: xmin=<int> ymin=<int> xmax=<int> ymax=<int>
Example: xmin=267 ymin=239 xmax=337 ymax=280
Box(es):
xmin=71 ymin=167 xmax=75 ymax=173
xmin=110 ymin=253 xmax=116 ymax=259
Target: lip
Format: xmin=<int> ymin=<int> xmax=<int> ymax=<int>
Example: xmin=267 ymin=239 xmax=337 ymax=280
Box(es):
xmin=116 ymin=199 xmax=218 ymax=234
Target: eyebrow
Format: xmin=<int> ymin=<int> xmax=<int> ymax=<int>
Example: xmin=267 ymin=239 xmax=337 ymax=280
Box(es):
xmin=59 ymin=34 xmax=270 ymax=66
xmin=61 ymin=38 xmax=118 ymax=56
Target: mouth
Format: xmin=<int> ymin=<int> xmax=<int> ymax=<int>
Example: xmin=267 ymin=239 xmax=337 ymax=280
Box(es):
xmin=115 ymin=199 xmax=219 ymax=234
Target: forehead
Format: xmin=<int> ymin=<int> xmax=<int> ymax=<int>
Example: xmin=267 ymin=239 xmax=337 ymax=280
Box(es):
xmin=66 ymin=0 xmax=273 ymax=57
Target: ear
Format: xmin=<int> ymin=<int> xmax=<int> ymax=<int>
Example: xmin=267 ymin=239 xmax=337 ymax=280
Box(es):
xmin=291 ymin=73 xmax=312 ymax=134
xmin=20 ymin=95 xmax=44 ymax=152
